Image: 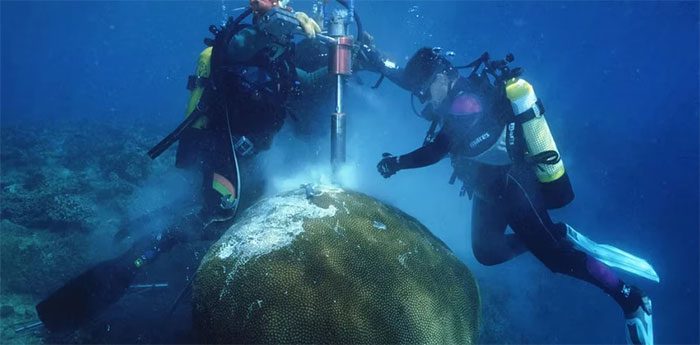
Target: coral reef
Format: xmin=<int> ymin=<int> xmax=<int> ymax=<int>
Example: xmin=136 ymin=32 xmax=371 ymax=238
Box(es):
xmin=194 ymin=186 xmax=480 ymax=344
xmin=0 ymin=220 xmax=91 ymax=296
xmin=0 ymin=120 xmax=510 ymax=343
xmin=0 ymin=293 xmax=44 ymax=345
xmin=1 ymin=121 xmax=174 ymax=232
xmin=0 ymin=120 xmax=179 ymax=343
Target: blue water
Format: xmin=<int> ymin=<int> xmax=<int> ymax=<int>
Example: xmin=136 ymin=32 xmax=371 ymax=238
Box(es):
xmin=2 ymin=1 xmax=698 ymax=343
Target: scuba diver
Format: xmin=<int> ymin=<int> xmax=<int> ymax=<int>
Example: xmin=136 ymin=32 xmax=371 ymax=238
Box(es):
xmin=35 ymin=0 xmax=323 ymax=333
xmin=374 ymin=47 xmax=657 ymax=345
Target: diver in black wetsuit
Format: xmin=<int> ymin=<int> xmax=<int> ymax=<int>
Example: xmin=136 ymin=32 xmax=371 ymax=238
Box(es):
xmin=36 ymin=0 xmax=323 ymax=332
xmin=374 ymin=48 xmax=655 ymax=344
xmin=131 ymin=0 xmax=326 ymax=270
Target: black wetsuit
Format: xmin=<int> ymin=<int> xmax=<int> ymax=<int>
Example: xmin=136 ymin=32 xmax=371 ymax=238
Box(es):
xmin=393 ymin=76 xmax=638 ymax=313
xmin=142 ymin=22 xmax=299 ymax=263
xmin=181 ymin=22 xmax=296 ymax=211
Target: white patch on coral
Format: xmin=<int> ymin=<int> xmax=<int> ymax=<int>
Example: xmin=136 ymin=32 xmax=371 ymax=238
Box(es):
xmin=311 ymin=184 xmax=344 ymax=196
xmin=215 ymin=188 xmax=339 ymax=274
xmin=372 ymin=220 xmax=387 ymax=231
xmin=398 ymin=251 xmax=413 ymax=268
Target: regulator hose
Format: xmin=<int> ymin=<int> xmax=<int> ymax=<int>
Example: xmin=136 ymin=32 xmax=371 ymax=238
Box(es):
xmin=335 ymin=0 xmax=365 ymax=41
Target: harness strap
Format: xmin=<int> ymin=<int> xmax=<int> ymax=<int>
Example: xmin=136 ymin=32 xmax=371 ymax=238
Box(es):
xmin=513 ymin=98 xmax=545 ymax=124
xmin=187 ymin=75 xmax=213 ymax=91
xmin=371 ymin=74 xmax=385 ymax=89
xmin=525 ymin=150 xmax=561 ymax=170
xmin=148 ymin=10 xmax=253 ymax=160
xmin=423 ymin=120 xmax=439 ymax=146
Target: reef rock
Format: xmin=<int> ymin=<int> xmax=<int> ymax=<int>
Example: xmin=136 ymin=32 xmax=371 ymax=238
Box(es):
xmin=193 ymin=186 xmax=479 ymax=344
xmin=0 ymin=220 xmax=90 ymax=295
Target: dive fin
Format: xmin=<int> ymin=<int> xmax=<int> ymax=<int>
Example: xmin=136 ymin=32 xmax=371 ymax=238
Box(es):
xmin=626 ymin=298 xmax=654 ymax=345
xmin=36 ymin=254 xmax=138 ymax=332
xmin=566 ymin=225 xmax=660 ymax=283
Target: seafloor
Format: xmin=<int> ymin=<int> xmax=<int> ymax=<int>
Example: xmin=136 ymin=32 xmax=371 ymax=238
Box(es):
xmin=0 ymin=120 xmax=513 ymax=344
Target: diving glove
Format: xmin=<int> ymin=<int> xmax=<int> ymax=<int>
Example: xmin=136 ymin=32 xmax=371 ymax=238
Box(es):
xmin=355 ymin=32 xmax=383 ymax=73
xmin=623 ymin=285 xmax=654 ymax=345
xmin=377 ymin=153 xmax=401 ymax=178
xmin=294 ymin=11 xmax=321 ymax=39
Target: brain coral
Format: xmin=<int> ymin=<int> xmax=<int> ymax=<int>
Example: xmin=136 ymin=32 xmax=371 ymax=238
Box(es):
xmin=193 ymin=186 xmax=479 ymax=344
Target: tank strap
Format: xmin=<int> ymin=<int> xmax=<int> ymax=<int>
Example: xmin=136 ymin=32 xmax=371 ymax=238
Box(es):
xmin=187 ymin=75 xmax=213 ymax=91
xmin=448 ymin=163 xmax=476 ymax=199
xmin=525 ymin=150 xmax=561 ymax=170
xmin=505 ymin=115 xmax=560 ymax=170
xmin=513 ymin=98 xmax=545 ymax=123
xmin=209 ymin=10 xmax=254 ymax=87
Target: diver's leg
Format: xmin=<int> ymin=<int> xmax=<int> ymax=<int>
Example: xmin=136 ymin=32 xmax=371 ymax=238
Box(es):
xmin=503 ymin=168 xmax=647 ymax=310
xmin=35 ymin=209 xmax=205 ymax=332
xmin=191 ymin=129 xmax=240 ymax=242
xmin=232 ymin=155 xmax=270 ymax=213
xmin=175 ymin=127 xmax=206 ymax=169
xmin=471 ymin=195 xmax=526 ymax=266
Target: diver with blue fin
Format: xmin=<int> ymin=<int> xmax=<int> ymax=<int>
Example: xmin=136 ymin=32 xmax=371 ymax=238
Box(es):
xmin=373 ymin=48 xmax=658 ymax=344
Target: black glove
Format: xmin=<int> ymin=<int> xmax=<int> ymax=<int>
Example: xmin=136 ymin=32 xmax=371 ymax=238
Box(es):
xmin=377 ymin=153 xmax=401 ymax=178
xmin=354 ymin=32 xmax=386 ymax=73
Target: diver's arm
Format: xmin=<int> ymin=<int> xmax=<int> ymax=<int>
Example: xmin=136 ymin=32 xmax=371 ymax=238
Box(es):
xmin=227 ymin=7 xmax=320 ymax=63
xmin=359 ymin=52 xmax=415 ymax=91
xmin=296 ymin=67 xmax=329 ymax=88
xmin=380 ymin=66 xmax=415 ymax=92
xmin=378 ymin=132 xmax=450 ymax=178
xmin=354 ymin=33 xmax=415 ymax=91
xmin=397 ymin=131 xmax=451 ymax=169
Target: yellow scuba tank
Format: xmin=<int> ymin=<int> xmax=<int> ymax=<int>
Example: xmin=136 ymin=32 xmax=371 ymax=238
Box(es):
xmin=505 ymin=78 xmax=574 ymax=208
xmin=505 ymin=78 xmax=564 ymax=182
xmin=147 ymin=47 xmax=214 ymax=160
xmin=185 ymin=46 xmax=213 ymax=129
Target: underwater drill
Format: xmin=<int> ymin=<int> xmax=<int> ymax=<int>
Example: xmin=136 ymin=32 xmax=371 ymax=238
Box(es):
xmin=327 ymin=9 xmax=353 ymax=177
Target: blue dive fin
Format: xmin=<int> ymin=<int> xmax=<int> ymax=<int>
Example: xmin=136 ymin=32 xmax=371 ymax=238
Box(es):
xmin=566 ymin=225 xmax=660 ymax=283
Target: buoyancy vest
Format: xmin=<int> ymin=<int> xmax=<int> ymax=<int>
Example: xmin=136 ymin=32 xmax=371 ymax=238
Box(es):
xmin=440 ymin=76 xmax=510 ymax=162
xmin=441 ymin=74 xmax=574 ymax=209
xmin=435 ymin=75 xmax=512 ymax=198
xmin=192 ymin=14 xmax=299 ymax=151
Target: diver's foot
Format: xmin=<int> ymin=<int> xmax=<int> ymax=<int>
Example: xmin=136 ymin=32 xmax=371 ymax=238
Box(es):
xmin=204 ymin=207 xmax=235 ymax=223
xmin=622 ymin=285 xmax=653 ymax=345
xmin=196 ymin=207 xmax=236 ymax=241
xmin=198 ymin=206 xmax=236 ymax=230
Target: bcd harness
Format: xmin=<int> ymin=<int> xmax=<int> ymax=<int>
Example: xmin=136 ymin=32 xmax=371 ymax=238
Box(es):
xmin=148 ymin=8 xmax=299 ymax=160
xmin=419 ymin=52 xmax=563 ymax=200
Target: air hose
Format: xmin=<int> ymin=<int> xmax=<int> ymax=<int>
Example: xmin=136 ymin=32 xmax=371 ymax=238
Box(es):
xmin=335 ymin=0 xmax=365 ymax=41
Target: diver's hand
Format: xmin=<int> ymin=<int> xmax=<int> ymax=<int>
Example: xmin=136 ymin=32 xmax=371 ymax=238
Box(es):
xmin=354 ymin=32 xmax=388 ymax=73
xmin=356 ymin=44 xmax=384 ymax=73
xmin=377 ymin=153 xmax=401 ymax=178
xmin=294 ymin=12 xmax=321 ymax=39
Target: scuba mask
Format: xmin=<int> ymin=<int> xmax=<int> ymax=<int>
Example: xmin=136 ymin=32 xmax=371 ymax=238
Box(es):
xmin=415 ymin=73 xmax=437 ymax=104
xmin=404 ymin=47 xmax=455 ymax=104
